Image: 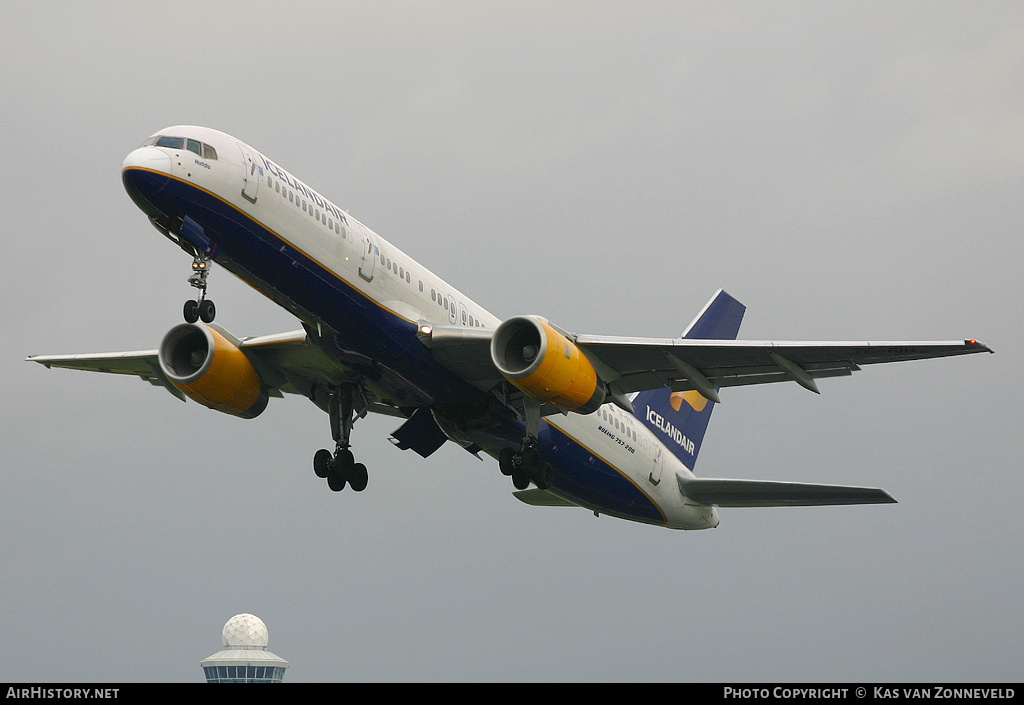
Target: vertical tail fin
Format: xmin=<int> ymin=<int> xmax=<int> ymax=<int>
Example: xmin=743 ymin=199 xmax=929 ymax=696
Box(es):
xmin=632 ymin=289 xmax=745 ymax=472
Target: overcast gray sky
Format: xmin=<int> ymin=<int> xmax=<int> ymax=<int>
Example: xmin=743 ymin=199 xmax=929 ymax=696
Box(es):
xmin=2 ymin=1 xmax=1021 ymax=682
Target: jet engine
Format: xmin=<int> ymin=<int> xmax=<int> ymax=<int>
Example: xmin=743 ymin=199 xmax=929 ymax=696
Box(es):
xmin=158 ymin=323 xmax=268 ymax=419
xmin=491 ymin=316 xmax=605 ymax=414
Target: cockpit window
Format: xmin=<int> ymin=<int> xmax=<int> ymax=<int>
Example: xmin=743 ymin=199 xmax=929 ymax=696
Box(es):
xmin=144 ymin=135 xmax=218 ymax=160
xmin=155 ymin=136 xmax=185 ymax=149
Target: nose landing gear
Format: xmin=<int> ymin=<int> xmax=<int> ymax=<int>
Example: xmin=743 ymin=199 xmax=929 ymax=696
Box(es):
xmin=183 ymin=253 xmax=216 ymax=323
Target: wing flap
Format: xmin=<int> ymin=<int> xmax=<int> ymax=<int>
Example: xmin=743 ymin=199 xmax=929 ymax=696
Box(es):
xmin=678 ymin=476 xmax=897 ymax=507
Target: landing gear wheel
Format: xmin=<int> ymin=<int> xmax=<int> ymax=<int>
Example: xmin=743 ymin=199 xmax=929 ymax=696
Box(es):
xmin=511 ymin=466 xmax=531 ymax=490
xmin=520 ymin=446 xmax=541 ymax=475
xmin=325 ymin=448 xmax=353 ymax=491
xmin=199 ymin=299 xmax=216 ymax=323
xmin=334 ymin=448 xmax=354 ymax=472
xmin=348 ymin=463 xmax=368 ymax=492
xmin=183 ymin=299 xmax=199 ymax=323
xmin=499 ymin=448 xmax=516 ymax=476
xmin=327 ymin=469 xmax=347 ymax=492
xmin=503 ymin=442 xmax=551 ymax=490
xmin=313 ymin=449 xmax=332 ymax=479
xmin=532 ymin=462 xmax=553 ymax=491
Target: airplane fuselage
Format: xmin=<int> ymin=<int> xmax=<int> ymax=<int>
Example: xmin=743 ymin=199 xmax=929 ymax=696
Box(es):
xmin=122 ymin=126 xmax=718 ymax=530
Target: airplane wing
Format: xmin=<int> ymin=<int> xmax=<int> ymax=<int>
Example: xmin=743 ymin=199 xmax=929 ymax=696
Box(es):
xmin=26 ymin=347 xmax=186 ymax=400
xmin=422 ymin=325 xmax=992 ymax=399
xmin=26 ymin=328 xmax=405 ymax=418
xmin=572 ymin=335 xmax=993 ymax=396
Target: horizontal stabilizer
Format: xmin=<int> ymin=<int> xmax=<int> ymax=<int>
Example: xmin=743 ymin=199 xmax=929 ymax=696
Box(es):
xmin=677 ymin=475 xmax=897 ymax=507
xmin=513 ymin=489 xmax=581 ymax=507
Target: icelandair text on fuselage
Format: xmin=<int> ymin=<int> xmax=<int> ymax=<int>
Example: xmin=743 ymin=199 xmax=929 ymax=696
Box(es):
xmin=723 ymin=687 xmax=1015 ymax=700
xmin=7 ymin=688 xmax=118 ymax=699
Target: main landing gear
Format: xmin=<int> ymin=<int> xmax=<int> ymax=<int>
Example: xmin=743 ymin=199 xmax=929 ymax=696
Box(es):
xmin=312 ymin=386 xmax=369 ymax=492
xmin=182 ymin=253 xmax=216 ymax=323
xmin=499 ymin=440 xmax=553 ymax=491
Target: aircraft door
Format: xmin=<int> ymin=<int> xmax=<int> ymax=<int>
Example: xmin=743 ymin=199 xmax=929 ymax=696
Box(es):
xmin=458 ymin=302 xmax=468 ymax=326
xmin=649 ymin=443 xmax=665 ymax=486
xmin=358 ymin=228 xmax=377 ymax=282
xmin=237 ymin=143 xmax=261 ymax=204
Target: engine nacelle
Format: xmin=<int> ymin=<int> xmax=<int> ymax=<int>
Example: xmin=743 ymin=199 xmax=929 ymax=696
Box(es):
xmin=158 ymin=323 xmax=268 ymax=419
xmin=491 ymin=316 xmax=605 ymax=414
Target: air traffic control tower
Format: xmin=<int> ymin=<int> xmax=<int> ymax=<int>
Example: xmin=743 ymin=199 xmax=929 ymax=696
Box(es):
xmin=201 ymin=613 xmax=289 ymax=683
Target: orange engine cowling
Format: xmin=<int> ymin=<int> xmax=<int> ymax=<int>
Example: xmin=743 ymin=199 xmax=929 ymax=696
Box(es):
xmin=491 ymin=316 xmax=605 ymax=414
xmin=158 ymin=323 xmax=268 ymax=419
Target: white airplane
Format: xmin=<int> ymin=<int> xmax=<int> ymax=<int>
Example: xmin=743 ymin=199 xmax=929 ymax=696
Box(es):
xmin=27 ymin=126 xmax=992 ymax=530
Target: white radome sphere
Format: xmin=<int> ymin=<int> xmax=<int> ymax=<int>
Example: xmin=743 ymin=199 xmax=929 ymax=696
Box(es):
xmin=222 ymin=613 xmax=270 ymax=648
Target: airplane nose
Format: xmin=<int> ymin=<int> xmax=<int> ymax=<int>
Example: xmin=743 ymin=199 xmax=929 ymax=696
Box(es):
xmin=122 ymin=147 xmax=172 ymax=214
xmin=122 ymin=146 xmax=171 ymax=175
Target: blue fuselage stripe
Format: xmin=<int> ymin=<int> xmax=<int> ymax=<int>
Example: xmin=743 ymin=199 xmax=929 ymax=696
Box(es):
xmin=124 ymin=167 xmax=666 ymax=525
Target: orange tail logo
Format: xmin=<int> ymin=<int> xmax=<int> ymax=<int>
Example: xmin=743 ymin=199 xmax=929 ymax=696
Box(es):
xmin=670 ymin=390 xmax=710 ymax=413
